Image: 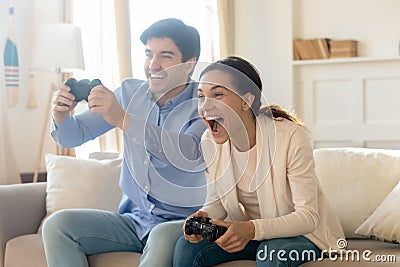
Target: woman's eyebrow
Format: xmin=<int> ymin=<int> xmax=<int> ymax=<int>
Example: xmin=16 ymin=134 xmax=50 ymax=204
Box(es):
xmin=211 ymin=85 xmax=227 ymax=90
xmin=198 ymin=84 xmax=228 ymax=91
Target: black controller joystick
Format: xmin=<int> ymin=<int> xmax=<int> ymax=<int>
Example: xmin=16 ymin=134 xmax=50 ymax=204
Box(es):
xmin=185 ymin=216 xmax=227 ymax=242
xmin=58 ymin=78 xmax=102 ymax=106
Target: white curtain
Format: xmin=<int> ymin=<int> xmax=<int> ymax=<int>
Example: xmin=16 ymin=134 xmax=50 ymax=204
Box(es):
xmin=0 ymin=78 xmax=20 ymax=184
xmin=0 ymin=0 xmax=20 ymax=182
xmin=217 ymin=0 xmax=235 ymax=58
xmin=72 ymin=0 xmax=125 ymax=157
xmin=72 ymin=0 xmax=218 ymax=157
xmin=98 ymin=0 xmax=131 ymax=152
xmin=114 ymin=0 xmax=132 ymax=83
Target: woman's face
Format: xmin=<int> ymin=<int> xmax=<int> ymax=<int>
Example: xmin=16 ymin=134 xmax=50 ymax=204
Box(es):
xmin=198 ymin=69 xmax=249 ymax=144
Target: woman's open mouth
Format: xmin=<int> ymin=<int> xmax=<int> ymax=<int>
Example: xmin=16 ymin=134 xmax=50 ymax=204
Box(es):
xmin=205 ymin=116 xmax=224 ymax=133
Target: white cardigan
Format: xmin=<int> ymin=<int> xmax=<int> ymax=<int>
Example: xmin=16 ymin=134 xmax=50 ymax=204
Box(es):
xmin=200 ymin=114 xmax=345 ymax=251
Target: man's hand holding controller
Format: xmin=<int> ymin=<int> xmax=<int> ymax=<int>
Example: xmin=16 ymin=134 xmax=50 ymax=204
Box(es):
xmin=52 ymin=78 xmax=102 ymax=124
xmin=52 ymin=78 xmax=128 ymax=130
xmin=58 ymin=78 xmax=102 ymax=106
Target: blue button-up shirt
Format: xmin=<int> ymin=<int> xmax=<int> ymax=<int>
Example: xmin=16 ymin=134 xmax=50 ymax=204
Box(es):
xmin=51 ymin=79 xmax=207 ymax=239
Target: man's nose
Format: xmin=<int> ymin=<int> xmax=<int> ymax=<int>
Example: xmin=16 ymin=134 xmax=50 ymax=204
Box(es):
xmin=149 ymin=56 xmax=161 ymax=70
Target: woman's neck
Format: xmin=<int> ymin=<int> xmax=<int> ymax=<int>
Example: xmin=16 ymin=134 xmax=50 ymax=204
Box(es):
xmin=231 ymin=113 xmax=257 ymax=152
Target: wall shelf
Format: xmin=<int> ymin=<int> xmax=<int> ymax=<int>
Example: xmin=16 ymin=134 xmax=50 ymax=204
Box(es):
xmin=291 ymin=0 xmax=400 ymax=149
xmin=293 ymin=56 xmax=400 ymax=66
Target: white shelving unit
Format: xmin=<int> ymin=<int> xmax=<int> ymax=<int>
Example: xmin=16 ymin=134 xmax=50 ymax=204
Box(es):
xmin=291 ymin=0 xmax=400 ymax=149
xmin=293 ymin=56 xmax=400 ymax=66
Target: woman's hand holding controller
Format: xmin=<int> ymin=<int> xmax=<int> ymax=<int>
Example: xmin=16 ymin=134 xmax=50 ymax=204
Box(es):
xmin=183 ymin=210 xmax=209 ymax=243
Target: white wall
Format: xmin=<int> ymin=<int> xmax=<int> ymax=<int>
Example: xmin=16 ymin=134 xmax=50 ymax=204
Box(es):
xmin=2 ymin=0 xmax=400 ymax=172
xmin=292 ymin=0 xmax=400 ymax=57
xmin=232 ymin=0 xmax=400 ymax=107
xmin=233 ymin=0 xmax=293 ymax=108
xmin=291 ymin=0 xmax=400 ymax=149
xmin=0 ymin=0 xmax=63 ymax=173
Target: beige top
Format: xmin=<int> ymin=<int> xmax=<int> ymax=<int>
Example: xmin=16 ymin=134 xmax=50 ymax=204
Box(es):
xmin=231 ymin=144 xmax=260 ymax=220
xmin=201 ymin=114 xmax=345 ymax=251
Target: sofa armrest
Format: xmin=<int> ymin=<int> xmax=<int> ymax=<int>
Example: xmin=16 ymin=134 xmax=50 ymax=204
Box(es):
xmin=0 ymin=182 xmax=46 ymax=266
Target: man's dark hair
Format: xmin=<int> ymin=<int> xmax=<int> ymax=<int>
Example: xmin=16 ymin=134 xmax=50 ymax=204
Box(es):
xmin=140 ymin=18 xmax=201 ymax=62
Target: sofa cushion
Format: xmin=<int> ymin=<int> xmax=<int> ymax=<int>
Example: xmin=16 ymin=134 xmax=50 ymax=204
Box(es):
xmin=7 ymin=235 xmax=399 ymax=267
xmin=355 ymin=179 xmax=400 ymax=244
xmin=5 ymin=234 xmax=47 ymax=267
xmin=4 ymin=234 xmax=253 ymax=267
xmin=38 ymin=153 xmax=122 ymax=232
xmin=313 ymin=148 xmax=400 ymax=238
xmin=4 ymin=234 xmax=142 ymax=267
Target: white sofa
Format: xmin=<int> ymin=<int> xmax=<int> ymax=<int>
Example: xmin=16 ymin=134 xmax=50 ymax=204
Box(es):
xmin=1 ymin=148 xmax=400 ymax=267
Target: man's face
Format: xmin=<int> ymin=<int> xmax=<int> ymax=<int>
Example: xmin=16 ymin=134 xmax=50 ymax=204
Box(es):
xmin=144 ymin=37 xmax=191 ymax=97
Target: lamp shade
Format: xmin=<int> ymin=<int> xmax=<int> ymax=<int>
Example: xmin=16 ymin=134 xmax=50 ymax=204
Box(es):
xmin=31 ymin=23 xmax=85 ymax=72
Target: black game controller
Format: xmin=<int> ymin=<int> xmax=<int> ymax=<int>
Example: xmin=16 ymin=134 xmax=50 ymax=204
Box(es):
xmin=59 ymin=78 xmax=102 ymax=106
xmin=185 ymin=216 xmax=227 ymax=242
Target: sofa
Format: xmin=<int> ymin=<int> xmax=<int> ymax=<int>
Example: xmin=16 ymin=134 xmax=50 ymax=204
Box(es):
xmin=0 ymin=147 xmax=399 ymax=267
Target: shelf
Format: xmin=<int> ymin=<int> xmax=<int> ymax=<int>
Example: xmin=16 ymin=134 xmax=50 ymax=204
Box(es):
xmin=293 ymin=56 xmax=400 ymax=66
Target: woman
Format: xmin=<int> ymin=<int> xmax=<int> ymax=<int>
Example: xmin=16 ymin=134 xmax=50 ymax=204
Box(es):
xmin=173 ymin=56 xmax=345 ymax=266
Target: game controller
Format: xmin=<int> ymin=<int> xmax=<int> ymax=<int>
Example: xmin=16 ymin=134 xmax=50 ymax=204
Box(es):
xmin=58 ymin=78 xmax=102 ymax=106
xmin=185 ymin=216 xmax=227 ymax=242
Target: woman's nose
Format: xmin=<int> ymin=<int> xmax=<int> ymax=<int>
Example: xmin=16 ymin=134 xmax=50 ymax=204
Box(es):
xmin=199 ymin=97 xmax=215 ymax=112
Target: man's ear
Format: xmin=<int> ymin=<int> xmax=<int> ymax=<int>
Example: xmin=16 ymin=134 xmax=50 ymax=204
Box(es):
xmin=242 ymin=92 xmax=255 ymax=111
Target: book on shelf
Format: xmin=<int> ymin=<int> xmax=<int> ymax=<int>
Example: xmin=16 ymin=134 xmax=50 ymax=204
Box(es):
xmin=293 ymin=39 xmax=314 ymax=60
xmin=293 ymin=40 xmax=301 ymax=60
xmin=293 ymin=38 xmax=330 ymax=60
xmin=317 ymin=38 xmax=330 ymax=59
xmin=330 ymin=39 xmax=358 ymax=48
xmin=311 ymin=39 xmax=323 ymax=59
xmin=330 ymin=51 xmax=357 ymax=58
xmin=293 ymin=39 xmax=309 ymax=60
xmin=303 ymin=39 xmax=317 ymax=59
xmin=293 ymin=38 xmax=360 ymax=60
xmin=330 ymin=39 xmax=358 ymax=58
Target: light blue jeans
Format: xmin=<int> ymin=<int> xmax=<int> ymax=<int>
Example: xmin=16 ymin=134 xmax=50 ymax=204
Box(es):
xmin=42 ymin=209 xmax=185 ymax=267
xmin=173 ymin=235 xmax=322 ymax=267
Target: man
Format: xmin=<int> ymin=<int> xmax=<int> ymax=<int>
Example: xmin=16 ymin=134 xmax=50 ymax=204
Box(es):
xmin=42 ymin=18 xmax=207 ymax=267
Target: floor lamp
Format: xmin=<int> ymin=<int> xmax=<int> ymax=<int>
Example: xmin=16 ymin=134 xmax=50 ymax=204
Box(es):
xmin=31 ymin=23 xmax=85 ymax=183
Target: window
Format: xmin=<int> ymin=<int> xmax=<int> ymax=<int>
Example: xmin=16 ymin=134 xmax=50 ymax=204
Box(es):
xmin=130 ymin=0 xmax=218 ymax=78
xmin=72 ymin=0 xmax=219 ymax=158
